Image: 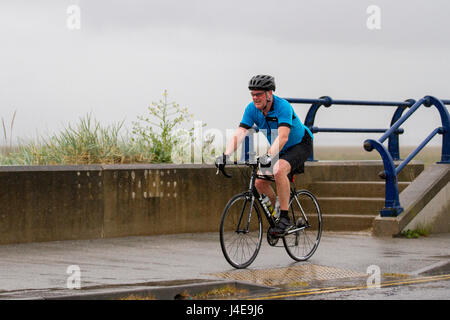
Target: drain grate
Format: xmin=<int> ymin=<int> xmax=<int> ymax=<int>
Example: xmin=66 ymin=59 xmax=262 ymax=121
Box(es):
xmin=210 ymin=264 xmax=367 ymax=287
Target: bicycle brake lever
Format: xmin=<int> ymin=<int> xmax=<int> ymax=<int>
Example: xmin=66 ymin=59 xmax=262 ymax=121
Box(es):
xmin=222 ymin=171 xmax=232 ymax=178
xmin=220 ymin=166 xmax=232 ymax=178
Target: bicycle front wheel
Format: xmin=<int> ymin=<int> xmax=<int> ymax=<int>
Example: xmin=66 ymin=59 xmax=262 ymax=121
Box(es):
xmin=283 ymin=189 xmax=322 ymax=261
xmin=220 ymin=193 xmax=263 ymax=269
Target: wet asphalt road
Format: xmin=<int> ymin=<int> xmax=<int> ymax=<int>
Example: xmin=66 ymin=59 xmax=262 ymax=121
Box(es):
xmin=0 ymin=231 xmax=448 ymax=299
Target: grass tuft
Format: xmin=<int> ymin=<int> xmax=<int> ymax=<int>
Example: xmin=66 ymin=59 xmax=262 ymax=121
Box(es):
xmin=192 ymin=285 xmax=249 ymax=299
xmin=0 ymin=91 xmax=215 ymax=165
xmin=119 ymin=294 xmax=156 ymax=300
xmin=0 ymin=113 xmax=153 ymax=165
xmin=400 ymin=223 xmax=432 ymax=238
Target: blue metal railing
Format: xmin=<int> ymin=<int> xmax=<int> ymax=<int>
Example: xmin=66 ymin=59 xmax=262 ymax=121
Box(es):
xmin=240 ymin=126 xmax=259 ymax=163
xmin=285 ymin=96 xmax=417 ymax=161
xmin=239 ymin=95 xmax=449 ymax=218
xmin=363 ymin=96 xmax=450 ymax=217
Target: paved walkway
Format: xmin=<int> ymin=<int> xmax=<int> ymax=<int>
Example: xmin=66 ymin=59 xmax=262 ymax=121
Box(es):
xmin=0 ymin=231 xmax=449 ymax=299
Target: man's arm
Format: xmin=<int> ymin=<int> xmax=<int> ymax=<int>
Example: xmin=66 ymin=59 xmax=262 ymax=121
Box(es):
xmin=267 ymin=126 xmax=290 ymax=157
xmin=224 ymin=127 xmax=248 ymax=156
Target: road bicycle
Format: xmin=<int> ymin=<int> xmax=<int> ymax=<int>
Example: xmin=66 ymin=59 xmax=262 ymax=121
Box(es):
xmin=216 ymin=156 xmax=322 ymax=269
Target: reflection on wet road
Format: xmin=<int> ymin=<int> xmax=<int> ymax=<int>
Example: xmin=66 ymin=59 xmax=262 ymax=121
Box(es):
xmin=245 ymin=274 xmax=450 ymax=300
xmin=210 ymin=264 xmax=367 ymax=287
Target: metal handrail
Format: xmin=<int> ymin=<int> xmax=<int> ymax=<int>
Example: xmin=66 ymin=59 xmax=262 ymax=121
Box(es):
xmin=285 ymin=97 xmax=416 ymax=161
xmin=240 ymin=97 xmax=449 ymax=162
xmin=363 ymin=96 xmax=450 ymax=217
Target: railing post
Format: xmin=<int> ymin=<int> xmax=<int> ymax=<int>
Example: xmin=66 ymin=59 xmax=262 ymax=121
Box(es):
xmin=242 ymin=135 xmax=250 ymax=162
xmin=240 ymin=126 xmax=258 ymax=163
xmin=363 ymin=140 xmax=403 ymax=217
xmin=424 ymin=96 xmax=450 ymax=164
xmin=303 ymin=96 xmax=332 ymax=161
xmin=388 ymin=99 xmax=415 ymax=161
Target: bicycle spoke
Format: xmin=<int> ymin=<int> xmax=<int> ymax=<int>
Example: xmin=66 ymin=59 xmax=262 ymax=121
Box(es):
xmin=220 ymin=194 xmax=262 ymax=269
xmin=283 ymin=190 xmax=322 ymax=261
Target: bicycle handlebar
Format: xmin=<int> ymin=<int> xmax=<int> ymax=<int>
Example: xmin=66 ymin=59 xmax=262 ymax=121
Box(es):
xmin=216 ymin=164 xmax=233 ymax=178
xmin=216 ymin=159 xmax=259 ymax=178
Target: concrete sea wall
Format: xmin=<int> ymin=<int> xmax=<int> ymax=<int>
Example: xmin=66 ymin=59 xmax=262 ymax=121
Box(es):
xmin=0 ymin=161 xmax=427 ymax=244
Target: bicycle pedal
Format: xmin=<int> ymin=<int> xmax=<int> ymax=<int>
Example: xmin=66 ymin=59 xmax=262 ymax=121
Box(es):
xmin=267 ymin=227 xmax=278 ymax=236
xmin=268 ymin=228 xmax=286 ymax=238
xmin=267 ymin=228 xmax=280 ymax=246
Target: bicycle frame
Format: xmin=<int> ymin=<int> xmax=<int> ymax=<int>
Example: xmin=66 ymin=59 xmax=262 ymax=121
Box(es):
xmin=232 ymin=160 xmax=310 ymax=235
xmin=218 ymin=158 xmax=323 ymax=268
xmin=248 ymin=162 xmax=277 ymax=229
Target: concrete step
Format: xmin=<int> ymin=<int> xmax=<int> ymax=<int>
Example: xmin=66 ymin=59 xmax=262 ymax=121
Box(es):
xmin=304 ymin=181 xmax=410 ymax=198
xmin=301 ymin=161 xmax=424 ymax=183
xmin=316 ymin=197 xmax=385 ymax=215
xmin=301 ymin=214 xmax=376 ymax=231
xmin=290 ymin=162 xmax=425 ymax=232
xmin=321 ymin=214 xmax=376 ymax=231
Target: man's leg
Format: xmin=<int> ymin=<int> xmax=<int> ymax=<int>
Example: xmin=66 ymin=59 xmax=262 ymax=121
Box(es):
xmin=255 ymin=177 xmax=276 ymax=205
xmin=273 ymin=159 xmax=291 ymax=211
xmin=270 ymin=159 xmax=292 ymax=235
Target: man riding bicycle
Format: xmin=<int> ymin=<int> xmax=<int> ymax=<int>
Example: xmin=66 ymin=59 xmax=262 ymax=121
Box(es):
xmin=215 ymin=74 xmax=314 ymax=236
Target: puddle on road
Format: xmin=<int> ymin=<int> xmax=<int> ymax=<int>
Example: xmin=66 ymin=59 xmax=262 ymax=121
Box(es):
xmin=209 ymin=264 xmax=367 ymax=287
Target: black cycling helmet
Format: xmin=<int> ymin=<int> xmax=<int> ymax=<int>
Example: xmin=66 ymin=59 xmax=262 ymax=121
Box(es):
xmin=248 ymin=75 xmax=276 ymax=91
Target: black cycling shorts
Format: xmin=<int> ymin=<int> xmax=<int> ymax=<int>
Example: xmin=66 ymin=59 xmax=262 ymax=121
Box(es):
xmin=258 ymin=133 xmax=313 ymax=181
xmin=282 ymin=133 xmax=313 ymax=180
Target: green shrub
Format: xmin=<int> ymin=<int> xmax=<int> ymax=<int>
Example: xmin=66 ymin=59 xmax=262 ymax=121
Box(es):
xmin=0 ymin=91 xmax=215 ymax=165
xmin=132 ymin=90 xmax=216 ymax=164
xmin=400 ymin=223 xmax=432 ymax=238
xmin=0 ymin=113 xmax=151 ymax=165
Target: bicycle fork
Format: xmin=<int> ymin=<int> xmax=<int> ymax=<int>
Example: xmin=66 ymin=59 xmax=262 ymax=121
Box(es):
xmin=234 ymin=169 xmax=258 ymax=234
xmin=235 ymin=193 xmax=255 ymax=234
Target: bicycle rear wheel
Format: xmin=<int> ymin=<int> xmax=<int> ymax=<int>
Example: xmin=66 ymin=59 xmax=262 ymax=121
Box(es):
xmin=220 ymin=193 xmax=263 ymax=269
xmin=283 ymin=189 xmax=322 ymax=261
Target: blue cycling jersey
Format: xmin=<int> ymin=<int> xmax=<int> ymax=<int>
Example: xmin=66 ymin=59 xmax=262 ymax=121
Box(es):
xmin=239 ymin=95 xmax=313 ymax=153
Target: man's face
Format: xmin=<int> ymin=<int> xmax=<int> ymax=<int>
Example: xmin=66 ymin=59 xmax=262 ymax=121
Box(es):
xmin=251 ymin=90 xmax=272 ymax=110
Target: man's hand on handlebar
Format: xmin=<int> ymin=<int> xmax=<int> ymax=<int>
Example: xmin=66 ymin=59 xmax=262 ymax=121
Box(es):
xmin=215 ymin=153 xmax=272 ymax=178
xmin=215 ymin=153 xmax=229 ymax=169
xmin=259 ymin=154 xmax=272 ymax=167
xmin=215 ymin=153 xmax=232 ymax=177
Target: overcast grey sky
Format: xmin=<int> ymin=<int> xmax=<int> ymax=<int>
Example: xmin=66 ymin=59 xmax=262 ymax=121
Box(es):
xmin=1 ymin=0 xmax=449 ymax=147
